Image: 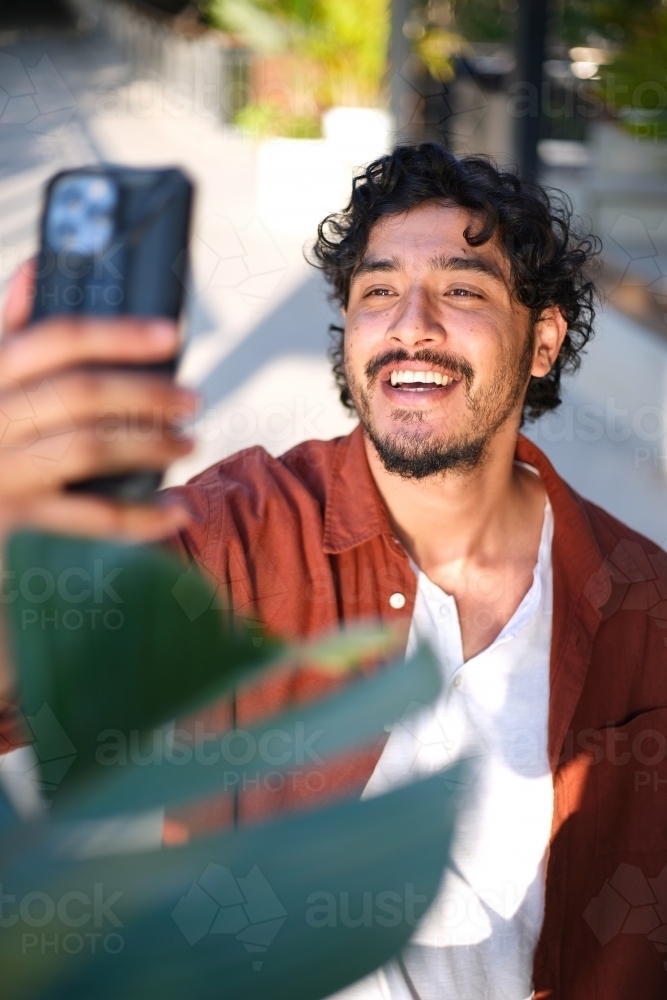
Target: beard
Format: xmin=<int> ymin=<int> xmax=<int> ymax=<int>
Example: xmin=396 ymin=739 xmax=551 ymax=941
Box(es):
xmin=344 ymin=334 xmax=534 ymax=480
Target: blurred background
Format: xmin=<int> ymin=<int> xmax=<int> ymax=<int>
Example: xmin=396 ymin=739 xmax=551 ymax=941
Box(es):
xmin=0 ymin=0 xmax=665 ymax=544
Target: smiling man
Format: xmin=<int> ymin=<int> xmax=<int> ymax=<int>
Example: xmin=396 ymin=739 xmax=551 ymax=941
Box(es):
xmin=0 ymin=143 xmax=665 ymax=999
xmin=330 ymin=195 xmax=561 ymax=664
xmin=164 ymin=146 xmax=665 ymax=999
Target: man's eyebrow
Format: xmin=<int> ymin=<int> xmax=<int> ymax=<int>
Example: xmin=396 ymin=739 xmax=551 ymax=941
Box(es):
xmin=352 ymin=255 xmax=401 ymax=278
xmin=352 ymin=253 xmax=506 ymax=283
xmin=430 ymin=254 xmax=505 ymax=282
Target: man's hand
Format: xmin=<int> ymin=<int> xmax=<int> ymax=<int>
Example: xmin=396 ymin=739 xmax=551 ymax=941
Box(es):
xmin=0 ymin=261 xmax=197 ymax=703
xmin=0 ymin=259 xmax=196 ymax=543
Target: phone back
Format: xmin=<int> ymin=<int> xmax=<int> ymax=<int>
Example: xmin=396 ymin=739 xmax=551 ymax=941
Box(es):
xmin=32 ymin=165 xmax=192 ymax=322
xmin=30 ymin=165 xmax=193 ymax=501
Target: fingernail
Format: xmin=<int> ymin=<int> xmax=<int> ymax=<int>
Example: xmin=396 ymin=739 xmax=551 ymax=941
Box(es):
xmin=148 ymin=323 xmax=176 ymax=343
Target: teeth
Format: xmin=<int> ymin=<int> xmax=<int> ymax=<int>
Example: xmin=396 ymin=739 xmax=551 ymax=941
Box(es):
xmin=389 ymin=370 xmax=454 ymax=387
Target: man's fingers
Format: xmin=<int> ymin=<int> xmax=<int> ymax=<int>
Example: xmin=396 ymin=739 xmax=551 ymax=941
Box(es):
xmin=0 ymin=371 xmax=196 ymax=448
xmin=0 ymin=428 xmax=193 ymax=501
xmin=2 ymin=259 xmax=35 ymax=335
xmin=0 ymin=494 xmax=191 ymax=545
xmin=0 ymin=316 xmax=179 ymax=384
xmin=0 ymin=266 xmax=193 ymax=549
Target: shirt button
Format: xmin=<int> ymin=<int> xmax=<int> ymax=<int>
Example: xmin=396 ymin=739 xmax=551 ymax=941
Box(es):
xmin=389 ymin=592 xmax=406 ymax=610
xmin=452 ymin=675 xmax=462 ymax=688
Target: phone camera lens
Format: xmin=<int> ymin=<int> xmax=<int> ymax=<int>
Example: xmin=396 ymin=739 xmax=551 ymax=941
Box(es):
xmin=47 ymin=174 xmax=118 ymax=254
xmin=57 ymin=224 xmax=77 ymax=248
xmin=88 ymin=179 xmax=115 ymax=209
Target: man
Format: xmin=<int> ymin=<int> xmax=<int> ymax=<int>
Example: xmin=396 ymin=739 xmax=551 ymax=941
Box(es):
xmin=0 ymin=144 xmax=665 ymax=999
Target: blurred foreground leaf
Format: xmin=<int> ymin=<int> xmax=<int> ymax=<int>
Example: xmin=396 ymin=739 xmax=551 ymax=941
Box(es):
xmin=2 ymin=532 xmax=461 ymax=1000
xmin=55 ymin=643 xmax=440 ymax=821
xmin=1 ymin=765 xmax=461 ymax=1000
xmin=5 ymin=532 xmax=282 ymax=795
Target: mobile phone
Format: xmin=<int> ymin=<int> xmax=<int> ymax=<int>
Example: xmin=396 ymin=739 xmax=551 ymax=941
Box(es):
xmin=32 ymin=165 xmax=193 ymax=501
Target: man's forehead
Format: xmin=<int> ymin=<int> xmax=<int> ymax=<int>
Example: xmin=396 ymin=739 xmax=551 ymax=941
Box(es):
xmin=357 ymin=205 xmax=508 ymax=283
xmin=365 ymin=202 xmax=505 ymax=265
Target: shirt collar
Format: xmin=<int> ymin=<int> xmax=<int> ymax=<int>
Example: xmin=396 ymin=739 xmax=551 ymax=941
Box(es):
xmin=323 ymin=424 xmax=390 ymax=554
xmin=323 ymin=425 xmax=610 ymax=611
xmin=514 ymin=434 xmax=610 ymax=612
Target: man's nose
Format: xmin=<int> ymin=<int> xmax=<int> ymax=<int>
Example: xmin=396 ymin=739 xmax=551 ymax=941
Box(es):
xmin=385 ymin=287 xmax=445 ymax=349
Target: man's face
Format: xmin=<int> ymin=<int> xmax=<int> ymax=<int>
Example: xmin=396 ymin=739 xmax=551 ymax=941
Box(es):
xmin=343 ymin=201 xmax=536 ymax=478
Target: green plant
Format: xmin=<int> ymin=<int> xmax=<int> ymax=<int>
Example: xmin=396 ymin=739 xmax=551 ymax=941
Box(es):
xmin=412 ymin=27 xmax=469 ymax=83
xmin=597 ymin=4 xmax=667 ymax=140
xmin=1 ymin=530 xmax=461 ymax=1000
xmin=559 ymin=0 xmax=657 ymax=49
xmin=234 ymin=99 xmax=321 ymax=137
xmin=204 ymin=0 xmax=390 ymax=108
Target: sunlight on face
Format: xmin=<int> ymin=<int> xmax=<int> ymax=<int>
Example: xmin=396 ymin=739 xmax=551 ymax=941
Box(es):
xmin=342 ymin=202 xmax=535 ymax=477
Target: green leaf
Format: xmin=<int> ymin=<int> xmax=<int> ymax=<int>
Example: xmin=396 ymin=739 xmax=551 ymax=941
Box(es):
xmin=2 ymin=531 xmax=460 ymax=1000
xmin=54 ymin=643 xmax=441 ymax=820
xmin=283 ymin=622 xmax=405 ymax=673
xmin=5 ymin=532 xmax=282 ymax=798
xmin=1 ymin=766 xmax=462 ymax=1000
xmin=206 ymin=0 xmax=291 ymax=52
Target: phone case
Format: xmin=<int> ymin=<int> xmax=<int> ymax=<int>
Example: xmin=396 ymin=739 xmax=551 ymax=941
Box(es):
xmin=32 ymin=165 xmax=193 ymax=501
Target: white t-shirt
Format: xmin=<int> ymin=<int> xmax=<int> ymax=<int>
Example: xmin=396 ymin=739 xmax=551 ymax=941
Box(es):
xmin=331 ymin=491 xmax=554 ymax=1000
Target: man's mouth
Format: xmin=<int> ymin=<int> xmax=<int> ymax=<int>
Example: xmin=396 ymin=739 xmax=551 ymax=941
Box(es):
xmin=388 ymin=369 xmax=458 ymax=390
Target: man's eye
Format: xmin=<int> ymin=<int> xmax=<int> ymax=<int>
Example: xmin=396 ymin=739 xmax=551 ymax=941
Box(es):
xmin=367 ymin=287 xmax=393 ymax=296
xmin=448 ymin=288 xmax=480 ymax=299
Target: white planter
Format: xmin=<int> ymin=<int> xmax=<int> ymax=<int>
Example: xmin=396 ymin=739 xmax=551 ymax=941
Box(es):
xmin=322 ymin=106 xmax=393 ymax=165
xmin=257 ymin=107 xmax=393 ymax=234
xmin=257 ymin=138 xmax=350 ymax=234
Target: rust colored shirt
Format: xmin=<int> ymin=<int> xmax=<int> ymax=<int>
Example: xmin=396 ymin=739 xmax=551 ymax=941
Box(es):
xmin=165 ymin=424 xmax=667 ymax=1000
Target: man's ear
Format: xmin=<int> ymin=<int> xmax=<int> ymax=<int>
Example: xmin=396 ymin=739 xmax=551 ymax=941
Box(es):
xmin=531 ymin=306 xmax=568 ymax=378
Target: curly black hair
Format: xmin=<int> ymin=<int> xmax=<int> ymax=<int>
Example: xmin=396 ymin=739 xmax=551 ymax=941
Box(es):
xmin=310 ymin=142 xmax=601 ymax=423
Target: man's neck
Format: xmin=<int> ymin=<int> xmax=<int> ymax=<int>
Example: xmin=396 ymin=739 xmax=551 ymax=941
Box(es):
xmin=364 ymin=421 xmax=547 ymax=660
xmin=365 ymin=421 xmax=543 ymax=568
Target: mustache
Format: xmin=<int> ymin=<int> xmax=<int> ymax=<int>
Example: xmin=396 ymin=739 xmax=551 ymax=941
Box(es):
xmin=364 ymin=348 xmax=475 ymax=385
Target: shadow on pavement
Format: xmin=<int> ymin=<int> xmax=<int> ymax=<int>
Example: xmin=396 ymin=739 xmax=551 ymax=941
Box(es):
xmin=197 ymin=273 xmax=339 ymax=409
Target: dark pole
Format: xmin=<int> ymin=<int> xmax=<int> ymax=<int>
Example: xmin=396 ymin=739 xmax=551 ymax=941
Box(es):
xmin=389 ymin=0 xmax=413 ymax=137
xmin=514 ymin=0 xmax=549 ymax=179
